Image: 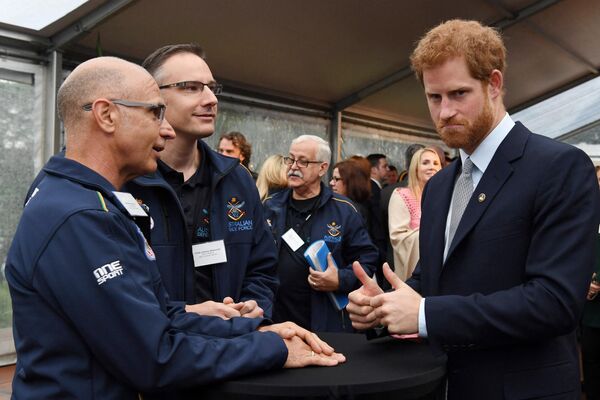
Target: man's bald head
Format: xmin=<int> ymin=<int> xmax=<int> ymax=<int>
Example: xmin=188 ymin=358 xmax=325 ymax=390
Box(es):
xmin=57 ymin=57 xmax=151 ymax=127
xmin=58 ymin=57 xmax=170 ymax=189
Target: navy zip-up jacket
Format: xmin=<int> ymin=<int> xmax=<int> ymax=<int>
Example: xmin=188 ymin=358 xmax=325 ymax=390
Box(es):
xmin=24 ymin=145 xmax=278 ymax=316
xmin=7 ymin=156 xmax=287 ymax=399
xmin=263 ymin=185 xmax=379 ymax=332
xmin=120 ymin=141 xmax=278 ymax=317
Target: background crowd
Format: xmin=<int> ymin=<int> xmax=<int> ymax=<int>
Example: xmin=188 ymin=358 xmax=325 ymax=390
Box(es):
xmin=217 ymin=94 xmax=600 ymax=400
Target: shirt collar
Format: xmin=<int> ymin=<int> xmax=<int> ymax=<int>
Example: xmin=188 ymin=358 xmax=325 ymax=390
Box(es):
xmin=459 ymin=112 xmax=514 ymax=174
xmin=157 ymin=143 xmax=210 ymax=188
xmin=371 ymin=177 xmax=382 ymax=189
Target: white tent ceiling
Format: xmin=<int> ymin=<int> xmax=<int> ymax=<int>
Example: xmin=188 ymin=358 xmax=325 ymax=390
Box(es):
xmin=2 ymin=0 xmax=599 ymax=132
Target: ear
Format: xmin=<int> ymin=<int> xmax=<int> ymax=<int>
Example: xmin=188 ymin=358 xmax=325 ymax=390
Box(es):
xmin=91 ymin=99 xmax=118 ymax=133
xmin=488 ymin=69 xmax=503 ymax=100
xmin=319 ymin=162 xmax=329 ymax=177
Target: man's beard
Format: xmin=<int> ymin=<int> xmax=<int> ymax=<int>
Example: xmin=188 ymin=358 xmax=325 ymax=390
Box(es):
xmin=436 ymin=97 xmax=494 ymax=152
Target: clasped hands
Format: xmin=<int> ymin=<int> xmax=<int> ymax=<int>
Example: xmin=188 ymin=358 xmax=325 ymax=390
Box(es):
xmin=185 ymin=297 xmax=345 ymax=368
xmin=185 ymin=297 xmax=263 ymax=319
xmin=346 ymin=261 xmax=422 ymax=335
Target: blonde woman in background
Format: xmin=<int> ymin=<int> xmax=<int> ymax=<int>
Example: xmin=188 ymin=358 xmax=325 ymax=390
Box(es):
xmin=388 ymin=147 xmax=441 ymax=280
xmin=257 ymin=154 xmax=289 ymax=201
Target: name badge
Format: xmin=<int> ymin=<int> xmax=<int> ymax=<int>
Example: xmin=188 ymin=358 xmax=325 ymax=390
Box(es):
xmin=113 ymin=191 xmax=147 ymax=217
xmin=282 ymin=228 xmax=304 ymax=252
xmin=192 ymin=240 xmax=228 ymax=267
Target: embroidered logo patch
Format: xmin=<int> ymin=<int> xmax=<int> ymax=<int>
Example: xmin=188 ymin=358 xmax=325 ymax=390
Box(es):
xmin=228 ymin=219 xmax=253 ymax=232
xmin=327 ymin=222 xmax=342 ymax=237
xmin=227 ymin=197 xmax=246 ymax=221
xmin=324 ymin=221 xmax=342 ymax=243
xmin=144 ymin=238 xmax=156 ymax=260
xmin=93 ymin=260 xmax=124 ymax=285
xmin=196 ymin=208 xmax=210 ymax=239
xmin=134 ymin=225 xmax=156 ymax=261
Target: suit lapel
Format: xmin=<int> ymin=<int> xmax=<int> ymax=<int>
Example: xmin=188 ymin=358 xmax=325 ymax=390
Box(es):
xmin=444 ymin=123 xmax=529 ymax=262
xmin=445 ymin=157 xmax=512 ymax=259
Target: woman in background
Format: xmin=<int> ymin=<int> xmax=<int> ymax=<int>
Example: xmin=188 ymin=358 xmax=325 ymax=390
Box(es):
xmin=329 ymin=159 xmax=371 ymax=224
xmin=256 ymin=154 xmax=288 ymax=202
xmin=388 ymin=147 xmax=441 ymax=281
xmin=346 ymin=155 xmax=387 ymax=267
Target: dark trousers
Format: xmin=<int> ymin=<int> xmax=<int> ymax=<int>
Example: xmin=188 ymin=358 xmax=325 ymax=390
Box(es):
xmin=583 ymin=325 xmax=600 ymax=400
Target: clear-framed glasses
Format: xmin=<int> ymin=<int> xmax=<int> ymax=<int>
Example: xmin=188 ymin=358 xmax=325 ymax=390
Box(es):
xmin=82 ymin=99 xmax=166 ymax=123
xmin=158 ymin=80 xmax=223 ymax=95
xmin=283 ymin=156 xmax=322 ymax=168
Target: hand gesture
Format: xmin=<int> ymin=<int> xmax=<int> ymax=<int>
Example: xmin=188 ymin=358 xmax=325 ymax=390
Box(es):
xmin=370 ymin=263 xmax=422 ymax=334
xmin=346 ymin=261 xmax=384 ymax=330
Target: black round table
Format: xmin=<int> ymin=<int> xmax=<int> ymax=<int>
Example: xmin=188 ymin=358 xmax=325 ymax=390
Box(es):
xmin=202 ymin=332 xmax=447 ymax=400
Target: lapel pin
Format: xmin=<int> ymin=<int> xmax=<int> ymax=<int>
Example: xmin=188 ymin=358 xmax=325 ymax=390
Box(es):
xmin=478 ymin=193 xmax=486 ymax=203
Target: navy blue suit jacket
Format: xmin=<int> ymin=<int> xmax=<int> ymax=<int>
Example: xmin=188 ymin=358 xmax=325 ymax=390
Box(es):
xmin=408 ymin=122 xmax=600 ymax=399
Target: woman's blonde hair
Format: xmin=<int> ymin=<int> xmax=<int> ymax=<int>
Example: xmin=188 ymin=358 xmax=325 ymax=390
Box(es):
xmin=257 ymin=154 xmax=288 ymax=201
xmin=408 ymin=147 xmax=440 ymax=200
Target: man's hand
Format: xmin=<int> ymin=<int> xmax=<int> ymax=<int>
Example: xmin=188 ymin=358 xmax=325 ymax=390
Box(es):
xmin=259 ymin=321 xmax=334 ymax=355
xmin=370 ymin=263 xmax=422 ymax=334
xmin=223 ymin=297 xmax=264 ymax=318
xmin=347 ymin=261 xmax=384 ymax=330
xmin=308 ymin=253 xmax=339 ymax=291
xmin=185 ymin=300 xmax=242 ymax=319
xmin=588 ymin=273 xmax=600 ymax=300
xmin=282 ymin=336 xmax=346 ymax=368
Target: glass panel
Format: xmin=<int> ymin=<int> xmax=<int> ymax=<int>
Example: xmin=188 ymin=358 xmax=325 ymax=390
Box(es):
xmin=208 ymin=101 xmax=449 ymax=177
xmin=514 ymin=75 xmax=600 ymax=140
xmin=210 ymin=101 xmax=330 ymax=172
xmin=0 ymin=77 xmax=37 ymax=364
xmin=562 ymin=121 xmax=600 ymax=163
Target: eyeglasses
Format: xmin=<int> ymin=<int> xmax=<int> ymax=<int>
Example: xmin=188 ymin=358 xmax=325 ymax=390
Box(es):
xmin=158 ymin=81 xmax=223 ymax=95
xmin=82 ymin=99 xmax=166 ymax=123
xmin=283 ymin=156 xmax=322 ymax=168
xmin=331 ymin=176 xmax=343 ymax=182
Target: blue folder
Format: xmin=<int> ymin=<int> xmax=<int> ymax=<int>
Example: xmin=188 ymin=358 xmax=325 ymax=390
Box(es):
xmin=304 ymin=240 xmax=349 ymax=311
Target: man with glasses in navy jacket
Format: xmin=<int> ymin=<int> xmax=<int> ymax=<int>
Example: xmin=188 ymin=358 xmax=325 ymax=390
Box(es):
xmin=125 ymin=43 xmax=278 ymax=320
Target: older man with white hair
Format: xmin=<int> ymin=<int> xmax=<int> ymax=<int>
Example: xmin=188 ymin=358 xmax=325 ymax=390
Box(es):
xmin=264 ymin=135 xmax=379 ymax=332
